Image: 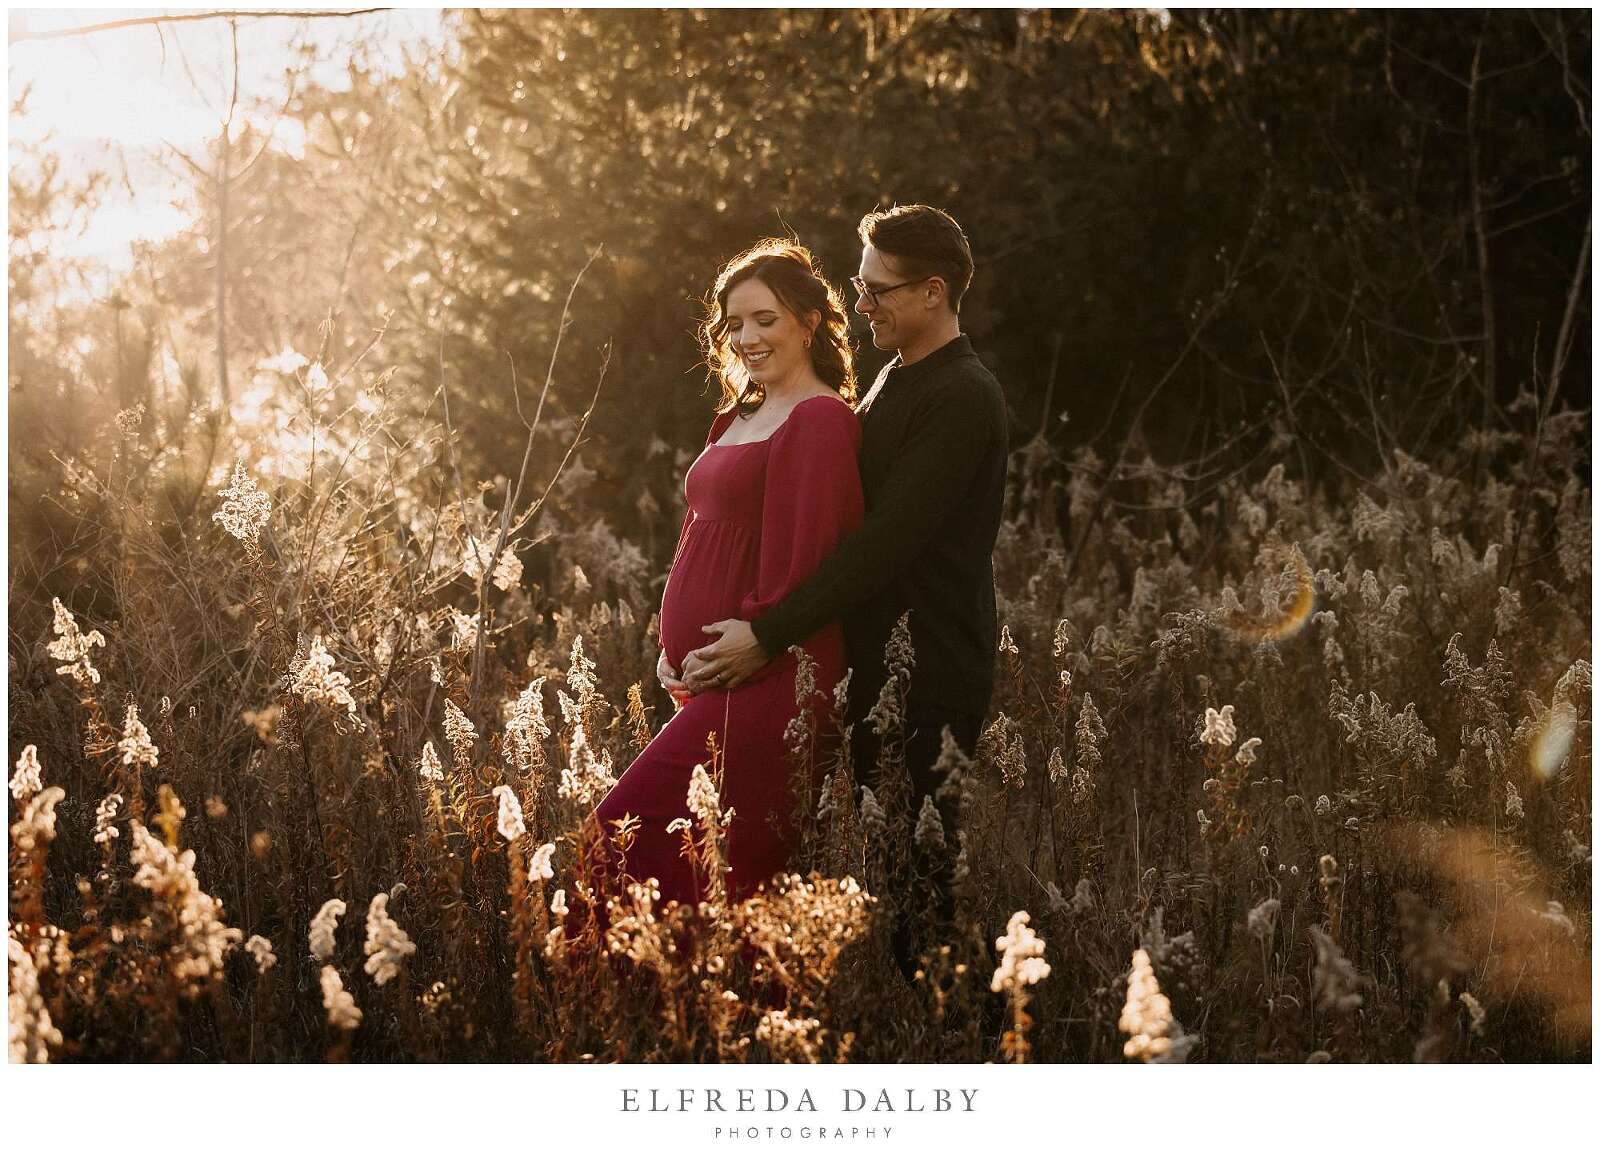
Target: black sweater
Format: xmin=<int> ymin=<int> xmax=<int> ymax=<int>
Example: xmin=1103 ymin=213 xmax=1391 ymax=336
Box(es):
xmin=751 ymin=334 xmax=1009 ymax=718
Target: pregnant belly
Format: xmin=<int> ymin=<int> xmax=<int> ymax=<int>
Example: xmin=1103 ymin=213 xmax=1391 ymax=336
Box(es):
xmin=658 ymin=524 xmax=757 ymax=669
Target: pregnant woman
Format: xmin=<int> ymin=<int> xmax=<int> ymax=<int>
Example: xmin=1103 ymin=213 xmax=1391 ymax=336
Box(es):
xmin=585 ymin=239 xmax=862 ymax=909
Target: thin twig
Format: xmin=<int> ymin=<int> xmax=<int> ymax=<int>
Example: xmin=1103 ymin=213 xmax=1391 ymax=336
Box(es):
xmin=8 ymin=9 xmax=389 ymax=44
xmin=468 ymin=246 xmax=606 ymax=705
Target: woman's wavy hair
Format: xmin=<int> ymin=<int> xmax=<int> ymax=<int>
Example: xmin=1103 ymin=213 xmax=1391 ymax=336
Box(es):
xmin=700 ymin=239 xmax=855 ymax=417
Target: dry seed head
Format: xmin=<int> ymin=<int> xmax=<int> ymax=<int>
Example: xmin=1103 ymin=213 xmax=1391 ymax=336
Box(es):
xmin=113 ymin=402 xmax=144 ymax=437
xmin=791 ymin=645 xmax=817 ymax=708
xmin=932 ymin=725 xmax=973 ymax=789
xmin=10 ymin=745 xmax=43 ymax=804
xmin=118 ymin=704 xmax=159 ymax=769
xmin=213 ymin=462 xmax=273 ymax=547
xmin=999 ymin=727 xmax=1027 ymax=791
xmin=558 ymin=724 xmax=617 ymax=805
xmin=8 ymin=933 xmax=63 ymax=1063
xmin=1200 ymin=705 xmax=1237 ymax=748
xmin=241 ymin=705 xmax=281 ymax=746
xmin=309 ymin=898 xmax=347 ymax=962
xmin=47 ymin=597 xmax=106 ymax=688
xmin=556 ymin=688 xmax=582 ymax=731
xmin=566 ymin=634 xmax=598 ymax=701
xmin=493 ymin=784 xmax=526 ymax=842
xmin=245 ymin=934 xmax=277 ymax=974
xmin=505 ymin=677 xmax=551 ymax=753
xmin=913 ymin=794 xmax=946 ymax=852
xmin=448 ymin=608 xmax=480 ymax=650
xmin=288 ymin=635 xmax=363 ymax=729
xmin=831 ymin=669 xmax=852 ymax=717
xmin=443 ymin=698 xmax=476 ymax=754
xmin=463 ymin=534 xmax=523 ymax=592
xmin=362 ymin=892 xmax=416 ymax=985
xmin=93 ymin=792 xmax=123 ymax=844
xmin=756 ymin=1009 xmax=826 ymax=1063
xmin=1119 ymin=947 xmax=1175 ymax=1061
xmin=1247 ymin=898 xmax=1281 ymax=944
xmin=529 ymin=841 xmax=556 ymax=882
xmin=884 ymin=611 xmax=916 ymax=684
xmin=152 ymin=783 xmax=186 ymax=847
xmin=952 ymin=831 xmax=970 ymax=884
xmin=859 ymin=786 xmax=887 ymax=840
xmin=127 ymin=820 xmax=243 ymax=983
xmin=1309 ymin=926 xmax=1363 ymax=1015
xmin=320 ymin=965 xmax=362 ymax=1032
xmin=1074 ymin=694 xmax=1107 ymax=793
xmin=865 ymin=673 xmax=904 ymax=737
xmin=11 ymin=786 xmax=66 ymax=853
xmin=417 ymin=740 xmax=444 ymax=782
xmin=991 ymin=910 xmax=1050 ymax=993
xmin=1070 ymin=879 xmax=1095 ymax=915
xmin=686 ymin=763 xmax=723 ymax=828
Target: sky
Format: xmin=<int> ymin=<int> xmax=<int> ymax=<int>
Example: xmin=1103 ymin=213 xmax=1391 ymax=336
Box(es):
xmin=7 ymin=7 xmax=446 ymax=286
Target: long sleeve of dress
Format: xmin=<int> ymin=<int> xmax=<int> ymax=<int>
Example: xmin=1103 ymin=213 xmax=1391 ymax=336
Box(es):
xmin=739 ymin=399 xmax=863 ymax=629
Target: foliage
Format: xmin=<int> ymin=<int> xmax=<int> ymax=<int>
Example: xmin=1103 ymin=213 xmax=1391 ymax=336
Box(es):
xmin=6 ymin=7 xmax=1591 ymax=1064
xmin=6 ymin=326 xmax=1590 ymax=1059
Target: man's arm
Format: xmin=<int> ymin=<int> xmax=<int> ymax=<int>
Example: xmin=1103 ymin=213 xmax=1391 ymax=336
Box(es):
xmin=685 ymin=378 xmax=997 ymax=690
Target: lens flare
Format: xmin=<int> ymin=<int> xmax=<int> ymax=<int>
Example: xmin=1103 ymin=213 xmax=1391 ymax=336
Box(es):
xmin=1528 ymin=703 xmax=1577 ymax=781
xmin=1221 ymin=546 xmax=1315 ymax=641
xmin=1381 ymin=822 xmax=1590 ymax=1045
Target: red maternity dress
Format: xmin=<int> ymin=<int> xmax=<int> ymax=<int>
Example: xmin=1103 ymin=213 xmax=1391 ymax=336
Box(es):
xmin=587 ymin=395 xmax=862 ymax=908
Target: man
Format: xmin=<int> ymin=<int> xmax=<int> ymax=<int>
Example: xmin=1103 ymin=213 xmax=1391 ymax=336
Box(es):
xmin=674 ymin=203 xmax=1009 ymax=969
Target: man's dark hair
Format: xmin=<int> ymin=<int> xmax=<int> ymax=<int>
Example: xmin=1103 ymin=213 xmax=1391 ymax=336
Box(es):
xmin=857 ymin=204 xmax=974 ymax=312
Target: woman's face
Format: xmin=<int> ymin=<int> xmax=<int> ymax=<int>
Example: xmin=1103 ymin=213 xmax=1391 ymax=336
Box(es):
xmin=724 ymin=276 xmax=812 ymax=388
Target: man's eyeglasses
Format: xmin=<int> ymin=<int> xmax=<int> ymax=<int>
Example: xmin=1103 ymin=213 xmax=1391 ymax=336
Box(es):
xmin=850 ymin=275 xmax=931 ymax=308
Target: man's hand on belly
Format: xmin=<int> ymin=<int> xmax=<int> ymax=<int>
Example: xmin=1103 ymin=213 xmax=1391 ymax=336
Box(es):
xmin=685 ymin=619 xmax=767 ymax=692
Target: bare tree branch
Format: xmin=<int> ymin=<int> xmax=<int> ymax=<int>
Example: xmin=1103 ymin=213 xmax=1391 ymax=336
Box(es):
xmin=1466 ymin=17 xmax=1497 ymax=436
xmin=1504 ymin=215 xmax=1592 ymax=586
xmin=8 ymin=9 xmax=389 ymax=45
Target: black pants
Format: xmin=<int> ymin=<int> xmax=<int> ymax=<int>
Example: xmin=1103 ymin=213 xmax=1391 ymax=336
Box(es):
xmin=851 ymin=704 xmax=983 ymax=980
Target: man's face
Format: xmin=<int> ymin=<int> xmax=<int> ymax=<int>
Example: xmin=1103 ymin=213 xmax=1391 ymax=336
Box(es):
xmin=854 ymin=244 xmax=927 ymax=353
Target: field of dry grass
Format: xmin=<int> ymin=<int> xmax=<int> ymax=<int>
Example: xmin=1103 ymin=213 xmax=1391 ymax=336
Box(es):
xmin=7 ymin=352 xmax=1591 ymax=1063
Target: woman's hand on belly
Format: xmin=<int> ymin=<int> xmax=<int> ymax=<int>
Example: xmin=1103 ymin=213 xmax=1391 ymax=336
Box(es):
xmin=657 ymin=649 xmax=692 ymax=706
